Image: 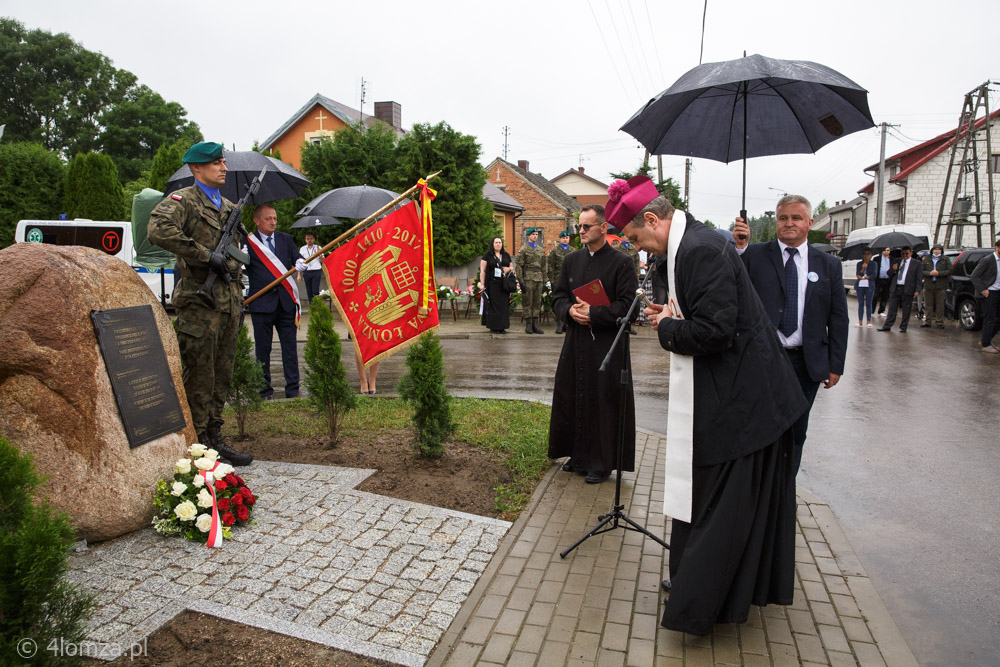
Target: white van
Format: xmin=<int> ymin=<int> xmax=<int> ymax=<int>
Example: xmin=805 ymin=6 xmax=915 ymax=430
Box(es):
xmin=841 ymin=223 xmax=931 ymax=293
xmin=14 ymin=219 xmax=175 ymax=305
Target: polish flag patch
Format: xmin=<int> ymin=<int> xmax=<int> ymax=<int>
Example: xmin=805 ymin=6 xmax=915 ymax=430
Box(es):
xmin=171 ymin=194 xmax=183 ymax=200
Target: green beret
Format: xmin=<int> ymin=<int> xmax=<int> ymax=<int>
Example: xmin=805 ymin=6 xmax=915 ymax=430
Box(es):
xmin=558 ymin=230 xmax=570 ymax=238
xmin=182 ymin=142 xmax=225 ymax=164
xmin=525 ymin=227 xmax=541 ymax=235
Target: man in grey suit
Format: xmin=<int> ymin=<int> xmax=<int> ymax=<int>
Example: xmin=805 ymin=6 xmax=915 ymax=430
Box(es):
xmin=878 ymin=245 xmax=923 ymax=333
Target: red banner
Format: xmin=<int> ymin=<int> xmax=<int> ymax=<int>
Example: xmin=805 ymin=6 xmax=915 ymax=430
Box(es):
xmin=324 ymin=201 xmax=439 ymax=366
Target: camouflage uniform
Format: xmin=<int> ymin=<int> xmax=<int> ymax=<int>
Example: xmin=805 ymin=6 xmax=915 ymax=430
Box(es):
xmin=148 ymin=185 xmax=242 ymax=439
xmin=548 ymin=243 xmax=572 ymax=286
xmin=618 ymin=242 xmax=641 ymax=278
xmin=516 ymin=242 xmax=547 ymax=320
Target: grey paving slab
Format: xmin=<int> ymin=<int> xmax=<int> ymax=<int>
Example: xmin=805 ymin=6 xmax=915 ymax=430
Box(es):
xmin=68 ymin=460 xmax=509 ymax=665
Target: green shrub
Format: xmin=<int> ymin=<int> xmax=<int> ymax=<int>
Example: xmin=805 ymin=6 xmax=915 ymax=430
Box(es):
xmin=303 ymin=297 xmax=356 ymax=444
xmin=397 ymin=332 xmax=453 ymax=458
xmin=227 ymin=324 xmax=265 ymax=438
xmin=65 ymin=152 xmax=125 ymax=220
xmin=0 ymin=438 xmax=94 ymax=665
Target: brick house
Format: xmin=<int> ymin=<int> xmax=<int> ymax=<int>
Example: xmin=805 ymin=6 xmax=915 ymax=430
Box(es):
xmin=259 ymin=93 xmax=405 ymax=170
xmin=484 ymin=158 xmax=581 ymax=255
xmin=483 ymin=182 xmax=524 ymax=251
xmin=858 ymin=109 xmax=1000 ymax=244
xmin=551 ymin=167 xmax=610 ymax=207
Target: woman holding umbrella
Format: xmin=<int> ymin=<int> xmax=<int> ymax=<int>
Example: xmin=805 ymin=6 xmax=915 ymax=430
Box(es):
xmin=479 ymin=237 xmax=513 ymax=334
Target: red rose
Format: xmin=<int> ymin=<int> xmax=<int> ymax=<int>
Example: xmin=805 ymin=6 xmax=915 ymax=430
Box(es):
xmin=244 ymin=492 xmax=256 ymax=506
xmin=217 ymin=498 xmax=230 ymax=511
xmin=234 ymin=475 xmax=245 ymax=486
xmin=231 ymin=493 xmax=244 ymax=506
xmin=224 ymin=473 xmax=238 ymax=486
xmin=235 ymin=504 xmax=249 ymax=522
xmin=215 ymin=480 xmax=227 ymax=491
xmin=221 ymin=512 xmax=235 ymax=526
xmin=240 ymin=486 xmax=252 ymax=499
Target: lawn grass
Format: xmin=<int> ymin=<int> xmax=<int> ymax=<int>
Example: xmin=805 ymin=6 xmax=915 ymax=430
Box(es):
xmin=224 ymin=397 xmax=553 ymax=516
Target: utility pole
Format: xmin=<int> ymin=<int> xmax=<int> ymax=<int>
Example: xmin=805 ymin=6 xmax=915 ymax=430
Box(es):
xmin=359 ymin=77 xmax=367 ymax=122
xmin=876 ymin=121 xmax=888 ymax=227
xmin=684 ymin=158 xmax=692 ymax=209
xmin=657 ymin=155 xmax=663 ymax=183
xmin=502 ymin=126 xmax=510 ymax=160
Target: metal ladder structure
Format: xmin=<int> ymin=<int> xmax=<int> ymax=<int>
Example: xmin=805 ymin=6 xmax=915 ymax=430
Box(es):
xmin=934 ymin=82 xmax=998 ymax=248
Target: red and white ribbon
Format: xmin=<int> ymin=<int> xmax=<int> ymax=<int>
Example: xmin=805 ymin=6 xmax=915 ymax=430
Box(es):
xmin=198 ymin=463 xmax=223 ymax=548
xmin=248 ymin=233 xmax=302 ymax=326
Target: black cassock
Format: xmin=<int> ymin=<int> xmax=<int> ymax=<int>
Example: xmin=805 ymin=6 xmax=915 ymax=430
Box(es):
xmin=547 ymin=243 xmax=638 ymax=475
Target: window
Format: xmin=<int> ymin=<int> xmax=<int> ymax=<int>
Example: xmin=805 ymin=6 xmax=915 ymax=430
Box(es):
xmin=991 ymin=154 xmax=1000 ymax=173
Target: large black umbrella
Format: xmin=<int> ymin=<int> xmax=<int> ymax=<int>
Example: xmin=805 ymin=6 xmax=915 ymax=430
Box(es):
xmin=297 ymin=185 xmax=404 ymax=220
xmin=290 ymin=215 xmax=343 ymax=230
xmin=868 ymin=231 xmax=928 ymax=253
xmin=620 ymin=53 xmax=875 ymax=219
xmin=838 ymin=239 xmax=869 ymax=261
xmin=165 ymin=151 xmax=311 ymax=204
xmin=811 ymin=242 xmax=838 ymax=254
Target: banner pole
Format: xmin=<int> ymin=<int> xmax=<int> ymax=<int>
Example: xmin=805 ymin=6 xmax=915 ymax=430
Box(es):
xmin=244 ymin=170 xmax=442 ymax=307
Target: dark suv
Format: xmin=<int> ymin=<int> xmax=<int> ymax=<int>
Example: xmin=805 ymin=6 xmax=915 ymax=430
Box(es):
xmin=946 ymin=248 xmax=994 ymax=330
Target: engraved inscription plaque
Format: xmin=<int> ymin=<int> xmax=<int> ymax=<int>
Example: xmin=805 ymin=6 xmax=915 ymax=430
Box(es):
xmin=91 ymin=305 xmax=186 ymax=448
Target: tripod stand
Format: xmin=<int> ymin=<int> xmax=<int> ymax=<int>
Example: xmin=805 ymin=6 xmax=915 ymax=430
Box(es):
xmin=560 ymin=272 xmax=670 ymax=558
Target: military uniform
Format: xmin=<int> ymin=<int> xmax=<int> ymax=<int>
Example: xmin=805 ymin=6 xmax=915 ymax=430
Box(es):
xmin=516 ymin=231 xmax=547 ymax=333
xmin=148 ymin=142 xmax=250 ymax=464
xmin=618 ymin=241 xmax=641 ymax=278
xmin=548 ymin=233 xmax=572 ymax=333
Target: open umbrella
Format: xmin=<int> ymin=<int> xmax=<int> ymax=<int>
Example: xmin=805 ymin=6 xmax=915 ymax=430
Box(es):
xmin=290 ymin=215 xmax=343 ymax=229
xmin=297 ymin=185 xmax=404 ymax=220
xmin=620 ymin=53 xmax=875 ymax=221
xmin=811 ymin=242 xmax=838 ymax=254
xmin=868 ymin=231 xmax=928 ymax=253
xmin=165 ymin=151 xmax=311 ymax=204
xmin=838 ymin=240 xmax=870 ymax=261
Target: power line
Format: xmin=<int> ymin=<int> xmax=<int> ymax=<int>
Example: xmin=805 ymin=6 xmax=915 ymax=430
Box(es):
xmin=587 ymin=0 xmax=636 ymax=107
xmin=624 ymin=0 xmax=656 ymax=94
xmin=603 ymin=0 xmax=643 ymax=102
xmin=699 ymin=0 xmax=709 ymax=65
xmin=643 ymin=0 xmax=666 ymax=89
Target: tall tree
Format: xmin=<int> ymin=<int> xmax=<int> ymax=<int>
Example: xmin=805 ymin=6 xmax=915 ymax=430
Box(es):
xmin=388 ymin=122 xmax=494 ymax=267
xmin=0 ymin=142 xmax=65 ymax=248
xmin=609 ymin=162 xmax=685 ymax=210
xmin=65 ymin=152 xmax=125 ymax=220
xmin=299 ymin=121 xmax=397 ymax=193
xmin=148 ymin=137 xmax=190 ymax=193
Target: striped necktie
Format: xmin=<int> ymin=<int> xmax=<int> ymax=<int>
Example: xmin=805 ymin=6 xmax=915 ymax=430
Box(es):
xmin=779 ymin=247 xmax=798 ymax=336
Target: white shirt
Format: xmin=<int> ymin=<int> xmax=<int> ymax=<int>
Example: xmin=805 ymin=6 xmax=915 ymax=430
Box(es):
xmin=990 ymin=252 xmax=1000 ymax=291
xmin=299 ymin=244 xmax=323 ymax=271
xmin=736 ymin=240 xmax=808 ymax=347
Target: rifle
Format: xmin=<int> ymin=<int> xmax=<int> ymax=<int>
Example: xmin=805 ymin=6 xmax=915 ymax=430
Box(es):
xmin=195 ymin=167 xmax=265 ymax=309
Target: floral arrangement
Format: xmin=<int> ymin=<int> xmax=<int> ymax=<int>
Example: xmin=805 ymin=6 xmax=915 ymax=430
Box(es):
xmin=467 ymin=279 xmax=482 ymax=300
xmin=436 ymin=284 xmax=461 ymax=301
xmin=152 ymin=443 xmax=256 ymax=544
xmin=541 ymin=280 xmax=554 ymax=314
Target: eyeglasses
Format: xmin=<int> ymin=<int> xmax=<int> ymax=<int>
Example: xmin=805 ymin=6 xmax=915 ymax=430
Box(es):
xmin=575 ymin=222 xmax=603 ymax=232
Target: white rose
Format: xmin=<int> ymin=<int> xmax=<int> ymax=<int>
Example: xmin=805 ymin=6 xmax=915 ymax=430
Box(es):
xmin=174 ymin=500 xmax=197 ymax=522
xmin=203 ymin=449 xmax=219 ymax=462
xmin=170 ymin=482 xmax=187 ymax=497
xmin=197 ymin=488 xmax=214 ymax=509
xmin=195 ymin=513 xmax=213 ymax=533
xmin=188 ymin=443 xmax=207 ymax=457
xmin=214 ymin=462 xmax=234 ymax=478
xmin=191 ymin=474 xmax=205 ymax=488
xmin=175 ymin=458 xmax=192 ymax=474
xmin=194 ymin=456 xmax=215 ymax=471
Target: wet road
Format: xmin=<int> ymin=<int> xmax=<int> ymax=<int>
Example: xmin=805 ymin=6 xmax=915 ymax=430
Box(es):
xmin=263 ymin=302 xmax=998 ymax=665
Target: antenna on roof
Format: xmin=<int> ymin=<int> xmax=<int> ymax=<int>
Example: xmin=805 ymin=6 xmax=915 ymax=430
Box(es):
xmin=502 ymin=126 xmax=510 ymax=160
xmin=359 ymin=77 xmax=367 ymax=123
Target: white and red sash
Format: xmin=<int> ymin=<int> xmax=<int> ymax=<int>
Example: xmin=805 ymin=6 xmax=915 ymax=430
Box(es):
xmin=248 ymin=233 xmax=301 ymax=326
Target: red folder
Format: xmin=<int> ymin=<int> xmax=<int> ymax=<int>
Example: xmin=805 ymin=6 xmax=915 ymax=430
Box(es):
xmin=573 ymin=279 xmax=611 ymax=306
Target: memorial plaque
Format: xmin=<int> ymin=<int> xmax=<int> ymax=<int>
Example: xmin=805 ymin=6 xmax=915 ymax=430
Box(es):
xmin=91 ymin=305 xmax=186 ymax=447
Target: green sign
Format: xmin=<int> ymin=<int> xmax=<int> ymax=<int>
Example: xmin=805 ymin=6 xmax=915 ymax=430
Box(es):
xmin=26 ymin=228 xmax=43 ymax=243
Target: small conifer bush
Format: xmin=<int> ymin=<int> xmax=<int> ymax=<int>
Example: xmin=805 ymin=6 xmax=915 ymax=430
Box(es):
xmin=227 ymin=324 xmax=265 ymax=437
xmin=397 ymin=332 xmax=453 ymax=458
xmin=0 ymin=438 xmax=94 ymax=664
xmin=303 ymin=297 xmax=356 ymax=444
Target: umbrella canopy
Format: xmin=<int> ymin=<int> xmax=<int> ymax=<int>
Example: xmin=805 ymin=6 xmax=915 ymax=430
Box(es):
xmin=290 ymin=215 xmax=343 ymax=229
xmin=838 ymin=239 xmax=870 ymax=261
xmin=810 ymin=242 xmax=838 ymax=254
xmin=620 ymin=53 xmax=875 ymax=216
xmin=297 ymin=185 xmax=404 ymax=220
xmin=868 ymin=231 xmax=928 ymax=253
xmin=165 ymin=151 xmax=311 ymax=204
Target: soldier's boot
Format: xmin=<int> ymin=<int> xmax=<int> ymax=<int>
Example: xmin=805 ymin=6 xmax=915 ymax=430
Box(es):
xmin=206 ymin=420 xmax=253 ymax=467
xmin=525 ymin=318 xmax=533 ymax=334
xmin=532 ymin=317 xmax=544 ymax=334
xmin=555 ymin=320 xmax=564 ymax=334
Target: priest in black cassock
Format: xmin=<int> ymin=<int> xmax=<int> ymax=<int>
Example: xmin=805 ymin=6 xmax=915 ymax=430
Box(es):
xmin=547 ymin=204 xmax=638 ymax=484
xmin=607 ymin=176 xmax=807 ymax=636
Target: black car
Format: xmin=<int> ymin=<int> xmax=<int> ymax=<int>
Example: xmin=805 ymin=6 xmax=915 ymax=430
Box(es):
xmin=946 ymin=248 xmax=993 ymax=330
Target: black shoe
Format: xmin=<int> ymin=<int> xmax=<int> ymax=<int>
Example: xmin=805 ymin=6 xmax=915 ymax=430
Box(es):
xmin=877 ymin=327 xmax=891 ymax=332
xmin=661 ymin=579 xmax=672 ymax=593
xmin=900 ymin=328 xmax=907 ymax=333
xmin=920 ymin=323 xmax=931 ymax=328
xmin=555 ymin=322 xmax=564 ymax=334
xmin=561 ymin=459 xmax=576 ymax=472
xmin=629 ymin=328 xmax=638 ymax=335
xmin=525 ymin=320 xmax=533 ymax=334
xmin=937 ymin=324 xmax=946 ymax=329
xmin=585 ymin=471 xmax=610 ymax=484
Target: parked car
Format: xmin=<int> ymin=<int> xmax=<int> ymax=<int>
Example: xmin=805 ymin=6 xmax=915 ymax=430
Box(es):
xmin=946 ymin=247 xmax=994 ymax=330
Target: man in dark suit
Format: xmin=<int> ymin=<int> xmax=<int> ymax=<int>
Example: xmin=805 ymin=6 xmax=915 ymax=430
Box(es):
xmin=878 ymin=245 xmax=922 ymax=333
xmin=246 ymin=204 xmax=302 ymax=399
xmin=971 ymin=237 xmax=1000 ymax=353
xmin=732 ymin=196 xmax=849 ymax=476
xmin=873 ymin=247 xmax=894 ymax=315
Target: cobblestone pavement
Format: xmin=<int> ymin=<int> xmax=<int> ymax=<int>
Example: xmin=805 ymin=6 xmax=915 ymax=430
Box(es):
xmin=428 ymin=430 xmax=918 ymax=667
xmin=67 ymin=461 xmax=509 ymax=666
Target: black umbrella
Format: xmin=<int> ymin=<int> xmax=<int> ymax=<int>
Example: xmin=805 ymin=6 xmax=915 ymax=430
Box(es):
xmin=290 ymin=215 xmax=343 ymax=229
xmin=838 ymin=240 xmax=870 ymax=261
xmin=811 ymin=242 xmax=838 ymax=254
xmin=620 ymin=53 xmax=875 ymax=220
xmin=165 ymin=151 xmax=311 ymax=204
xmin=868 ymin=231 xmax=928 ymax=253
xmin=297 ymin=185 xmax=405 ymax=220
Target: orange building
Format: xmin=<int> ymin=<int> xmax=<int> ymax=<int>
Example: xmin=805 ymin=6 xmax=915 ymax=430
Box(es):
xmin=259 ymin=93 xmax=404 ymax=170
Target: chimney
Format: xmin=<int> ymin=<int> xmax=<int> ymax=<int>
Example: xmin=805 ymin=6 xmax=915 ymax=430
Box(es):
xmin=517 ymin=160 xmax=529 ymax=171
xmin=373 ymin=101 xmax=402 ymax=130
xmin=579 ymin=167 xmax=585 ymax=174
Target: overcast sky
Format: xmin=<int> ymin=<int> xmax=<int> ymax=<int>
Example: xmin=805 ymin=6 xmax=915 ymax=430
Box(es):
xmin=5 ymin=0 xmax=999 ymax=224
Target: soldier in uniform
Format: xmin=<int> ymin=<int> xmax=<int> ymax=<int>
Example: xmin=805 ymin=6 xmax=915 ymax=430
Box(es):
xmin=148 ymin=142 xmax=253 ymax=466
xmin=547 ymin=230 xmax=572 ymax=333
xmin=515 ymin=227 xmax=547 ymax=334
xmin=618 ymin=237 xmax=642 ymax=278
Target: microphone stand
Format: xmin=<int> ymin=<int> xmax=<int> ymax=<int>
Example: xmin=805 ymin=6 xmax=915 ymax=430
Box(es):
xmin=560 ymin=269 xmax=670 ymax=558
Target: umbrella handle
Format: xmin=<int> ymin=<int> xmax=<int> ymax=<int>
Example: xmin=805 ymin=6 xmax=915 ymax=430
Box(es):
xmin=737 ymin=209 xmax=749 ymax=241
